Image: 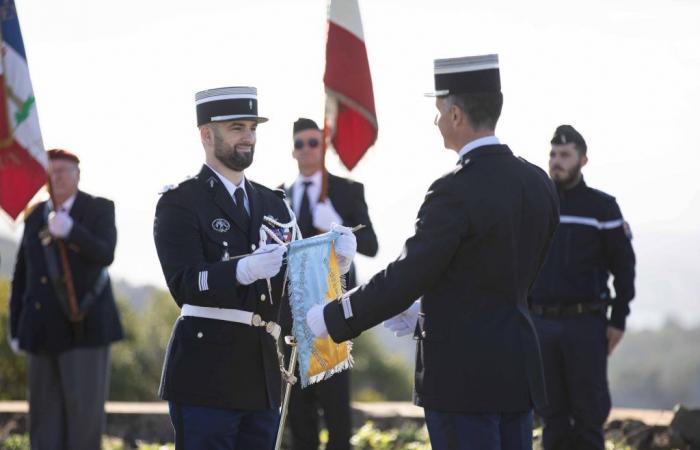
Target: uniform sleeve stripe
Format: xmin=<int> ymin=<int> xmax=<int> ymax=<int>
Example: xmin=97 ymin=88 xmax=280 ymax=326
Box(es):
xmin=199 ymin=271 xmax=209 ymax=292
xmin=341 ymin=297 xmax=353 ymax=319
xmin=560 ymin=215 xmax=624 ymax=230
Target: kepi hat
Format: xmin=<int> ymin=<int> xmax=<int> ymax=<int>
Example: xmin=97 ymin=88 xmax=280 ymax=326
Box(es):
xmin=426 ymin=54 xmax=501 ymax=97
xmin=195 ymin=86 xmax=268 ymax=126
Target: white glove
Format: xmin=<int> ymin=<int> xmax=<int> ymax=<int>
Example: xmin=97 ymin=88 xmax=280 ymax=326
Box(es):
xmin=9 ymin=338 xmax=21 ymax=355
xmin=331 ymin=224 xmax=356 ymax=275
xmin=48 ymin=211 xmax=74 ymax=238
xmin=313 ymin=200 xmax=343 ymax=232
xmin=306 ymin=303 xmax=329 ymax=338
xmin=383 ymin=300 xmax=421 ymax=337
xmin=236 ymin=244 xmax=286 ymax=285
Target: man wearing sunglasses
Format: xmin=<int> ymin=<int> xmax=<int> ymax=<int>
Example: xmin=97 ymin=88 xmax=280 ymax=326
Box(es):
xmin=280 ymin=117 xmax=378 ymax=450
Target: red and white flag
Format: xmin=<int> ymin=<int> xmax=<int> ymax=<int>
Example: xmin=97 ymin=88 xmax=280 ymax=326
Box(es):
xmin=0 ymin=1 xmax=47 ymax=220
xmin=324 ymin=0 xmax=377 ymax=171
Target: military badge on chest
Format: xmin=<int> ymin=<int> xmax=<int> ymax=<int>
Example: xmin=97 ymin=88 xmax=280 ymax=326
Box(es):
xmin=211 ymin=218 xmax=231 ymax=233
xmin=210 ymin=218 xmax=233 ymax=261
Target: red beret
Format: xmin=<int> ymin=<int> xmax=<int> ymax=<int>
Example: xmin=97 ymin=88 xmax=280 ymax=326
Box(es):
xmin=47 ymin=149 xmax=80 ymax=164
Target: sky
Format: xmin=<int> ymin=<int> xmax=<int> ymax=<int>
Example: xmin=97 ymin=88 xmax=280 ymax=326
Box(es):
xmin=2 ymin=0 xmax=699 ymax=329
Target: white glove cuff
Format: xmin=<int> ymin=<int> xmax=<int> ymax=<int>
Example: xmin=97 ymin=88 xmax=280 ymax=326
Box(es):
xmin=307 ymin=304 xmax=329 ymax=338
xmin=337 ymin=256 xmax=352 ymax=275
xmin=235 ymin=258 xmax=255 ymax=285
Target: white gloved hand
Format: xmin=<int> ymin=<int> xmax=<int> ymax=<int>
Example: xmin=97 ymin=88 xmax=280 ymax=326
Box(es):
xmin=313 ymin=200 xmax=343 ymax=232
xmin=306 ymin=303 xmax=329 ymax=338
xmin=236 ymin=244 xmax=286 ymax=285
xmin=383 ymin=300 xmax=421 ymax=337
xmin=48 ymin=211 xmax=74 ymax=238
xmin=9 ymin=338 xmax=21 ymax=355
xmin=331 ymin=224 xmax=356 ymax=275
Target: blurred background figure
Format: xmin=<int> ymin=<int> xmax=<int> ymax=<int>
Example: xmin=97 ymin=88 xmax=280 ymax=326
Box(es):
xmin=280 ymin=117 xmax=378 ymax=450
xmin=8 ymin=148 xmax=123 ymax=450
xmin=529 ymin=125 xmax=636 ymax=450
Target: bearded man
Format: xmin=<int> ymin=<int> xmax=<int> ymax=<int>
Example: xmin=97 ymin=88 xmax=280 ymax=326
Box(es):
xmin=529 ymin=124 xmax=636 ymax=450
xmin=153 ymin=86 xmax=356 ymax=449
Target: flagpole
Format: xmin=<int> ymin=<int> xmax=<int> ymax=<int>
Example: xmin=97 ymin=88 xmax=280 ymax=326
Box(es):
xmin=46 ymin=174 xmax=83 ymax=329
xmin=274 ymin=336 xmax=298 ymax=450
xmin=320 ymin=113 xmax=330 ymax=203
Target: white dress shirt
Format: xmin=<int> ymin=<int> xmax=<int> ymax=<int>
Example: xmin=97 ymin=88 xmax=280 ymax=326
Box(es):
xmin=457 ymin=135 xmax=501 ymax=160
xmin=206 ymin=164 xmax=250 ymax=214
xmin=291 ymin=170 xmax=322 ymax=216
xmin=49 ymin=193 xmax=77 ymax=213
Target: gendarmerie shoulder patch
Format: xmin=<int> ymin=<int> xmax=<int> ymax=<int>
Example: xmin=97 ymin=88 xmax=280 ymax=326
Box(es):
xmin=158 ymin=175 xmax=196 ymax=194
xmin=452 ymin=157 xmax=472 ymax=174
xmin=623 ymin=221 xmax=633 ymax=240
xmin=273 ymin=188 xmax=287 ymax=200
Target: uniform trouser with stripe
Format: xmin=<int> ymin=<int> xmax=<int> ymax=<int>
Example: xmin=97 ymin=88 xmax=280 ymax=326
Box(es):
xmin=27 ymin=346 xmax=111 ymax=450
xmin=533 ymin=314 xmax=611 ymax=450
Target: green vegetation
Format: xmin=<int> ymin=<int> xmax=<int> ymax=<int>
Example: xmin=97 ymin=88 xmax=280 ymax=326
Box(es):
xmin=0 ymin=279 xmax=27 ymax=400
xmin=351 ymin=332 xmax=413 ymax=401
xmin=1 ymin=434 xmax=174 ymax=450
xmin=349 ymin=422 xmax=430 ymax=450
xmin=109 ymin=289 xmax=180 ymax=401
xmin=608 ymin=320 xmax=700 ymax=409
xmin=0 ymin=429 xmax=649 ymax=450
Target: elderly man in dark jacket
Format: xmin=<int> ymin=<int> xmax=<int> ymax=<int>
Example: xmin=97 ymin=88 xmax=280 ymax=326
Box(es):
xmin=9 ymin=148 xmax=123 ymax=450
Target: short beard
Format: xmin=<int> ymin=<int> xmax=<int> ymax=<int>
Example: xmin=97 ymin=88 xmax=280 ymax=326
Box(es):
xmin=213 ymin=128 xmax=254 ymax=171
xmin=551 ymin=164 xmax=582 ymax=189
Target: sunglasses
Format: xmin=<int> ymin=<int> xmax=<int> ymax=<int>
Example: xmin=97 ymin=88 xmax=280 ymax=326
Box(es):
xmin=294 ymin=138 xmax=320 ymax=150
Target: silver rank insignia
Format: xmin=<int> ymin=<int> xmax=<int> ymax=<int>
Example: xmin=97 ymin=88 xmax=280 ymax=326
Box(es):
xmin=221 ymin=241 xmax=230 ymax=261
xmin=212 ymin=218 xmax=231 ymax=233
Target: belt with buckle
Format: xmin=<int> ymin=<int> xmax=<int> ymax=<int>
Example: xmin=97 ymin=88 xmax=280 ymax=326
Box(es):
xmin=180 ymin=304 xmax=281 ymax=340
xmin=530 ymin=302 xmax=608 ymax=318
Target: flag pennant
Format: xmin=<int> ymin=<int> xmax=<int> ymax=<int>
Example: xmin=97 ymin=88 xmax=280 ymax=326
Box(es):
xmin=0 ymin=1 xmax=46 ymax=220
xmin=287 ymin=231 xmax=352 ymax=387
xmin=324 ymin=0 xmax=377 ymax=171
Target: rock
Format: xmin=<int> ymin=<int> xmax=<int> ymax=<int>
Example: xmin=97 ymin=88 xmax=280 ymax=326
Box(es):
xmin=670 ymin=404 xmax=700 ymax=447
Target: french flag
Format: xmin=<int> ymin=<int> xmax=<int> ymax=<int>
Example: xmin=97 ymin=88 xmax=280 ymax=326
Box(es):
xmin=0 ymin=0 xmax=46 ymax=220
xmin=323 ymin=0 xmax=377 ymax=171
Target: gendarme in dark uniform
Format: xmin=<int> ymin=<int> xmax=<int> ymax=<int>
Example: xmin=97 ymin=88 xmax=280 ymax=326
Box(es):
xmin=305 ymin=55 xmax=560 ymax=450
xmin=153 ymin=86 xmax=292 ymax=450
xmin=530 ymin=125 xmax=636 ymax=450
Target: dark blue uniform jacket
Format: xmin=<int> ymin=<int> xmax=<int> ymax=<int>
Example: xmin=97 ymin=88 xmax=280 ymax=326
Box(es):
xmin=154 ymin=165 xmax=292 ymax=411
xmin=323 ymin=145 xmax=560 ymax=413
xmin=530 ymin=179 xmax=636 ymax=329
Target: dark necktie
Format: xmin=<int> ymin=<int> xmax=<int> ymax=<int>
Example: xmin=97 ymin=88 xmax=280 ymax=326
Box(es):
xmin=298 ymin=181 xmax=315 ymax=237
xmin=234 ymin=187 xmax=250 ymax=231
